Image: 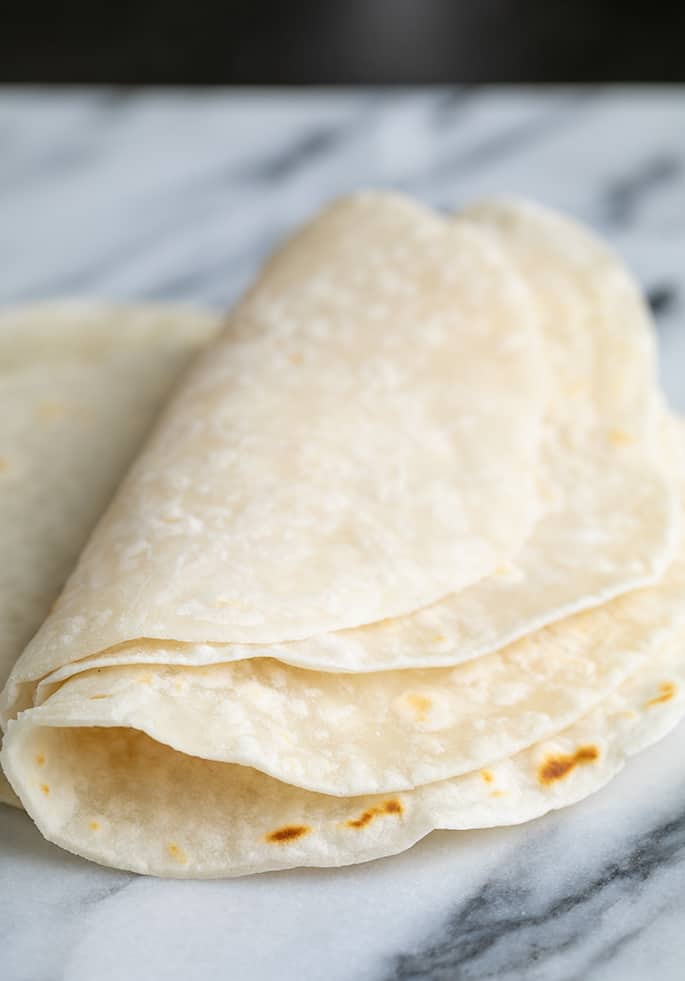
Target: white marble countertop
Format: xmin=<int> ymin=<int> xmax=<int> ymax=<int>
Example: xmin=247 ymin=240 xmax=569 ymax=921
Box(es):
xmin=2 ymin=86 xmax=685 ymax=981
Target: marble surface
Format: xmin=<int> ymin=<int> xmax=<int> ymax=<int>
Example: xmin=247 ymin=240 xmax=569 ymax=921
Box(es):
xmin=1 ymin=86 xmax=685 ymax=980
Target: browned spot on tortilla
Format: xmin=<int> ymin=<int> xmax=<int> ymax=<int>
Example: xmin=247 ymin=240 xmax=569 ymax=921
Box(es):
xmin=383 ymin=799 xmax=403 ymax=815
xmin=609 ymin=427 xmax=635 ymax=447
xmin=494 ymin=563 xmax=512 ymax=576
xmin=346 ymin=799 xmax=404 ymax=829
xmin=89 ymin=820 xmax=100 ymax=831
xmin=136 ymin=674 xmax=153 ymax=685
xmin=40 ymin=783 xmax=50 ymax=795
xmin=491 ymin=790 xmax=506 ymax=798
xmin=167 ymin=842 xmax=188 ymax=863
xmin=347 ymin=809 xmax=376 ymax=829
xmin=406 ymin=693 xmax=432 ymax=721
xmin=89 ymin=694 xmax=109 ymax=700
xmin=646 ymin=681 xmax=677 ymax=708
xmin=432 ymin=634 xmax=446 ymax=644
xmin=265 ymin=824 xmax=311 ymax=844
xmin=35 ymin=753 xmax=45 ymax=766
xmin=538 ymin=745 xmax=600 ymax=785
xmin=0 ymin=457 xmax=8 ymax=474
xmin=289 ymin=352 xmax=304 ymax=365
xmin=480 ymin=769 xmax=494 ymax=783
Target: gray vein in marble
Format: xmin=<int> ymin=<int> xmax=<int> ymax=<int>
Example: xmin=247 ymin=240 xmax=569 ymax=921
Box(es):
xmin=0 ymin=92 xmax=117 ymax=192
xmin=647 ymin=283 xmax=679 ymax=319
xmin=409 ymin=90 xmax=595 ymax=188
xmin=385 ymin=807 xmax=685 ymax=981
xmin=603 ymin=155 xmax=683 ymax=227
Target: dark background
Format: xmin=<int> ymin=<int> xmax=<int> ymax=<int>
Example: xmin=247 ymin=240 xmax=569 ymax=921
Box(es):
xmin=2 ymin=0 xmax=684 ymax=85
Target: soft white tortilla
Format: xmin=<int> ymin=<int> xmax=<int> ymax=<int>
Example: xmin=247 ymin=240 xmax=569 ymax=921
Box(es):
xmin=2 ymin=197 xmax=680 ymax=879
xmin=4 ymin=197 xmax=672 ymax=692
xmin=4 ymin=595 xmax=685 ymax=878
xmin=0 ymin=302 xmax=221 ymax=804
xmin=1 ymin=193 xmax=546 ymax=704
xmin=10 ymin=475 xmax=683 ymax=799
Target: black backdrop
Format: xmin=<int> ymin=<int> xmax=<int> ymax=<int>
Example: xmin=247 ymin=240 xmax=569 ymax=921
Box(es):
xmin=2 ymin=0 xmax=684 ymax=84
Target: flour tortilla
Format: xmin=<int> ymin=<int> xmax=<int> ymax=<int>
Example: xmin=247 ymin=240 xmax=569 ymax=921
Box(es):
xmin=42 ymin=416 xmax=674 ymax=682
xmin=3 ymin=588 xmax=685 ymax=878
xmin=6 ymin=469 xmax=682 ymax=802
xmin=1 ymin=197 xmax=680 ymax=876
xmin=231 ymin=196 xmax=674 ymax=671
xmin=1 ymin=192 xmax=546 ymax=705
xmin=0 ymin=302 xmax=221 ymax=804
xmin=202 ymin=197 xmax=670 ymax=671
xmin=3 ymin=197 xmax=673 ymax=697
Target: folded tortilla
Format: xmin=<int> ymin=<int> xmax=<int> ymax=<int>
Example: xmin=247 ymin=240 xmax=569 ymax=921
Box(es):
xmin=4 ymin=474 xmax=684 ymax=874
xmin=4 ymin=198 xmax=673 ymax=704
xmin=1 ymin=193 xmax=681 ymax=879
xmin=15 ymin=496 xmax=685 ymax=800
xmin=1 ymin=193 xmax=546 ymax=712
xmin=0 ymin=302 xmax=220 ymax=804
xmin=5 ymin=622 xmax=684 ymax=877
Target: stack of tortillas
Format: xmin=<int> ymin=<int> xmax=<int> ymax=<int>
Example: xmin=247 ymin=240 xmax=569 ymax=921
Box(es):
xmin=1 ymin=193 xmax=683 ymax=878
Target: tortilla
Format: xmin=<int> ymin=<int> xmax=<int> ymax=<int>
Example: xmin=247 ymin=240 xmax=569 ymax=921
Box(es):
xmin=0 ymin=302 xmax=220 ymax=804
xmin=4 ymin=469 xmax=682 ymax=805
xmin=4 ymin=579 xmax=685 ymax=877
xmin=214 ymin=197 xmax=673 ymax=670
xmin=0 ymin=193 xmax=546 ymax=706
xmin=1 ymin=195 xmax=681 ymax=879
xmin=5 ymin=197 xmax=672 ymax=693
